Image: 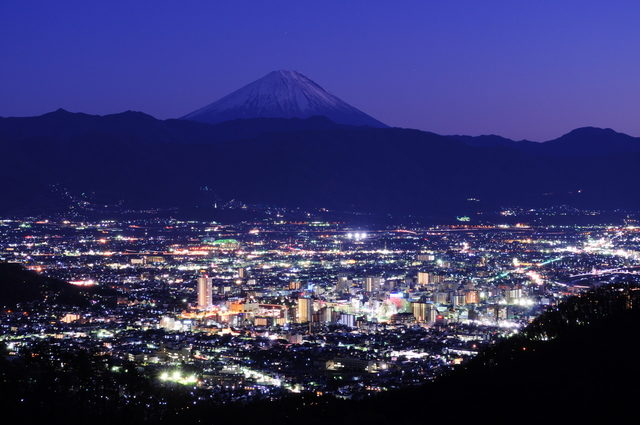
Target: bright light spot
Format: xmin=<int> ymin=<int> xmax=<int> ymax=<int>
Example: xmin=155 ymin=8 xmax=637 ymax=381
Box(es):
xmin=159 ymin=370 xmax=198 ymax=386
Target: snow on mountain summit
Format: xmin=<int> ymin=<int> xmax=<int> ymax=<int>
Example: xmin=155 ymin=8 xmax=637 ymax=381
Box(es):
xmin=181 ymin=70 xmax=387 ymax=127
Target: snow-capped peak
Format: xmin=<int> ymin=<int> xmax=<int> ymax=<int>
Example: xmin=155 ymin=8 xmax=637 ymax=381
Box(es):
xmin=181 ymin=70 xmax=387 ymax=127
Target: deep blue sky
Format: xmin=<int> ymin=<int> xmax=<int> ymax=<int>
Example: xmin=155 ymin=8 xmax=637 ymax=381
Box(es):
xmin=2 ymin=0 xmax=639 ymax=140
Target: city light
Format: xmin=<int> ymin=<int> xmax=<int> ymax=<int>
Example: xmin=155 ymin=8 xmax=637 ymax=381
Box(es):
xmin=159 ymin=370 xmax=198 ymax=385
xmin=3 ymin=216 xmax=640 ymax=407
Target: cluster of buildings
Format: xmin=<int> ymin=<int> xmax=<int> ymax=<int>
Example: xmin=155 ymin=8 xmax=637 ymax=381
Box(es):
xmin=1 ymin=216 xmax=639 ymax=400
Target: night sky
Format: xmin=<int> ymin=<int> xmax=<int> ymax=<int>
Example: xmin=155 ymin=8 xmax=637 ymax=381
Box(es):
xmin=2 ymin=0 xmax=640 ymax=140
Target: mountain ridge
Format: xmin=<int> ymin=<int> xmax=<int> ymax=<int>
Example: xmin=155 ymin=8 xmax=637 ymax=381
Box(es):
xmin=1 ymin=109 xmax=639 ymax=217
xmin=5 ymin=108 xmax=640 ymax=149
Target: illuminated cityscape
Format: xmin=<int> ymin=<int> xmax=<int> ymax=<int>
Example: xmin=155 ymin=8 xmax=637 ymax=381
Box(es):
xmin=2 ymin=215 xmax=639 ymax=404
xmin=3 ymin=2 xmax=640 ymax=423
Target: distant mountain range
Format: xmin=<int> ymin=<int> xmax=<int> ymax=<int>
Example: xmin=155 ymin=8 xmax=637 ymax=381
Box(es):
xmin=182 ymin=70 xmax=387 ymax=128
xmin=4 ymin=107 xmax=639 ymax=155
xmin=0 ymin=108 xmax=343 ymax=145
xmin=449 ymin=126 xmax=640 ymax=156
xmin=1 ymin=71 xmax=639 ymax=218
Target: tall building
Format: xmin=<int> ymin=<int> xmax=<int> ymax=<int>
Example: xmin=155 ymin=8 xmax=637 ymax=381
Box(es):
xmin=506 ymin=288 xmax=523 ymax=304
xmin=427 ymin=306 xmax=438 ymax=323
xmin=417 ymin=271 xmax=445 ymax=286
xmin=433 ymin=291 xmax=449 ymax=304
xmin=465 ymin=290 xmax=480 ymax=304
xmin=197 ymin=273 xmax=213 ymax=309
xmin=411 ymin=302 xmax=437 ymax=323
xmin=412 ymin=302 xmax=428 ymax=322
xmin=336 ymin=275 xmax=351 ymax=293
xmin=453 ymin=293 xmax=466 ymax=307
xmin=338 ymin=313 xmax=356 ymax=328
xmin=313 ymin=306 xmax=334 ymax=324
xmin=384 ymin=279 xmax=396 ymax=291
xmin=297 ymin=297 xmax=313 ymax=323
xmin=364 ymin=276 xmax=383 ymax=292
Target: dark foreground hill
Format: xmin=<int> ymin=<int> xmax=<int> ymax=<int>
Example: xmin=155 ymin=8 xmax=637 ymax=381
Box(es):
xmin=337 ymin=282 xmax=640 ymax=423
xmin=2 ymin=281 xmax=639 ymax=424
xmin=0 ymin=262 xmax=114 ymax=309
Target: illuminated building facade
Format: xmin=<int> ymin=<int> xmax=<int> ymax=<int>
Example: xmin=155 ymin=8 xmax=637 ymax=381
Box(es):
xmin=297 ymin=297 xmax=313 ymax=323
xmin=197 ymin=273 xmax=213 ymax=309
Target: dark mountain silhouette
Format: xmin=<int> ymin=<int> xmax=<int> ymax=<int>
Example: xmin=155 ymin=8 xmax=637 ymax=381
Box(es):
xmin=1 ymin=110 xmax=639 ymax=217
xmin=0 ymin=263 xmax=111 ymax=309
xmin=450 ymin=126 xmax=640 ymax=155
xmin=0 ymin=109 xmax=343 ymax=145
xmin=542 ymin=126 xmax=640 ymax=155
xmin=181 ymin=70 xmax=388 ymax=127
xmin=447 ymin=133 xmax=538 ymax=150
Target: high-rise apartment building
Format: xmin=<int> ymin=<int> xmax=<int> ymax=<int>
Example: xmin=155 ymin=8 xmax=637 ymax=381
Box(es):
xmin=197 ymin=272 xmax=213 ymax=309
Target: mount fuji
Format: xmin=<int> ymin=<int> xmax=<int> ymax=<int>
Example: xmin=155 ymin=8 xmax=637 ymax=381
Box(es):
xmin=181 ymin=70 xmax=387 ymax=127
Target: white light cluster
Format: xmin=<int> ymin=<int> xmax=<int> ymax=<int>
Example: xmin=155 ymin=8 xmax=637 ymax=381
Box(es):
xmin=159 ymin=370 xmax=198 ymax=385
xmin=346 ymin=232 xmax=367 ymax=240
